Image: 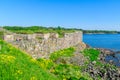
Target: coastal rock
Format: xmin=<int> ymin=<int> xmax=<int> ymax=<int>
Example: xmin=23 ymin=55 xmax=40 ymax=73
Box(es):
xmin=83 ymin=62 xmax=120 ymax=80
xmin=97 ymin=48 xmax=120 ymax=67
xmin=116 ymin=51 xmax=120 ymax=54
xmin=96 ymin=48 xmax=115 ymax=63
xmin=80 ymin=47 xmax=120 ymax=79
xmin=69 ymin=53 xmax=86 ymax=66
xmin=97 ymin=48 xmax=115 ymax=55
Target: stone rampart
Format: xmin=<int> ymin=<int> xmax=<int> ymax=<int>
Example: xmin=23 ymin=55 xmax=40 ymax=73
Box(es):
xmin=4 ymin=31 xmax=84 ymax=58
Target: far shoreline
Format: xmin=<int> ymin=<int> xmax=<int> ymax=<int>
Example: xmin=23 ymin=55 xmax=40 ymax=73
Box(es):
xmin=83 ymin=33 xmax=120 ymax=34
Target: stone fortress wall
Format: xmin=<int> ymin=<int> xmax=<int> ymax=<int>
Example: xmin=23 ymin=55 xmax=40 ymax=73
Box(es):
xmin=3 ymin=31 xmax=84 ymax=58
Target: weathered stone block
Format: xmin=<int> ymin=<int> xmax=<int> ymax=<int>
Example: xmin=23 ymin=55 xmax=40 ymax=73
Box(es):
xmin=4 ymin=35 xmax=14 ymax=41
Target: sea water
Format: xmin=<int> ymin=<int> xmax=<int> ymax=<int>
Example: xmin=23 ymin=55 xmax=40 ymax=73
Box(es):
xmin=83 ymin=34 xmax=120 ymax=51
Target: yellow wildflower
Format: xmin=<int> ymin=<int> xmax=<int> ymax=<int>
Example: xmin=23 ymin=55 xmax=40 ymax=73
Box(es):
xmin=31 ymin=58 xmax=37 ymax=63
xmin=17 ymin=70 xmax=23 ymax=75
xmin=30 ymin=76 xmax=37 ymax=80
xmin=0 ymin=54 xmax=16 ymax=64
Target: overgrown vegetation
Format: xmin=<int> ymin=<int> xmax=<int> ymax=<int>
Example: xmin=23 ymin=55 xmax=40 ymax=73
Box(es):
xmin=0 ymin=40 xmax=93 ymax=80
xmin=0 ymin=40 xmax=57 ymax=80
xmin=50 ymin=47 xmax=75 ymax=61
xmin=0 ymin=31 xmax=4 ymax=40
xmin=0 ymin=39 xmax=117 ymax=80
xmin=37 ymin=48 xmax=93 ymax=80
xmin=3 ymin=26 xmax=75 ymax=37
xmin=82 ymin=48 xmax=100 ymax=61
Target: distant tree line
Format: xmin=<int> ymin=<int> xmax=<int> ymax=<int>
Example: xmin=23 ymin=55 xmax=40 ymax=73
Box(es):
xmin=3 ymin=26 xmax=120 ymax=35
xmin=83 ymin=30 xmax=119 ymax=34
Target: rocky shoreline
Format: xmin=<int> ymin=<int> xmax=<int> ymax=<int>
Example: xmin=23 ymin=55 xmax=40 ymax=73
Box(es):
xmin=82 ymin=48 xmax=120 ymax=80
xmin=97 ymin=48 xmax=120 ymax=67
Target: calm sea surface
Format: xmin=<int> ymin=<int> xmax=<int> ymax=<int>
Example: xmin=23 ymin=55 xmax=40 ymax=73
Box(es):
xmin=83 ymin=34 xmax=120 ymax=51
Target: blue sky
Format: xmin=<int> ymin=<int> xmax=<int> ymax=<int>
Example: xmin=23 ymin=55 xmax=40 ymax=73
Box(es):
xmin=0 ymin=0 xmax=120 ymax=30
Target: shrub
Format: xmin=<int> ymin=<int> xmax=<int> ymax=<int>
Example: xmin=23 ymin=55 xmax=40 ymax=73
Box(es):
xmin=83 ymin=48 xmax=100 ymax=61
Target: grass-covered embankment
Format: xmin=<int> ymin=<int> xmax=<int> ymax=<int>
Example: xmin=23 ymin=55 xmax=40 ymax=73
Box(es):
xmin=37 ymin=47 xmax=93 ymax=80
xmin=0 ymin=40 xmax=58 ymax=80
xmin=1 ymin=38 xmax=116 ymax=80
xmin=0 ymin=41 xmax=92 ymax=80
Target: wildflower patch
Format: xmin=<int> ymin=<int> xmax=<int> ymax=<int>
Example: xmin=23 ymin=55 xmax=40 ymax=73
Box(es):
xmin=0 ymin=54 xmax=16 ymax=64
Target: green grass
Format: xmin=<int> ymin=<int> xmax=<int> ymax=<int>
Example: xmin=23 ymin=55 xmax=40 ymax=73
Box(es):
xmin=37 ymin=48 xmax=93 ymax=80
xmin=0 ymin=31 xmax=3 ymax=40
xmin=0 ymin=40 xmax=93 ymax=80
xmin=50 ymin=63 xmax=92 ymax=80
xmin=50 ymin=47 xmax=75 ymax=61
xmin=3 ymin=26 xmax=76 ymax=37
xmin=0 ymin=40 xmax=58 ymax=80
xmin=82 ymin=48 xmax=100 ymax=61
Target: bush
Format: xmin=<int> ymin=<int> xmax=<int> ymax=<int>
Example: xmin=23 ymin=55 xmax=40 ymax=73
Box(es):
xmin=83 ymin=48 xmax=100 ymax=61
